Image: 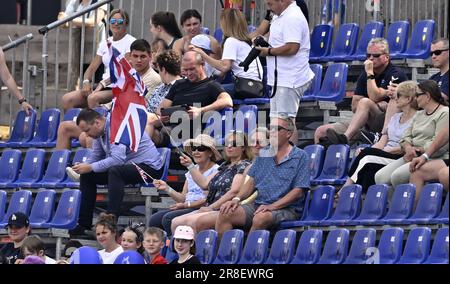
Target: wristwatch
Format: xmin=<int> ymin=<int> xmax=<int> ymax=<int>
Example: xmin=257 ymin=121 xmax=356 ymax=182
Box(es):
xmin=18 ymin=98 xmax=27 ymax=105
xmin=367 ymin=74 xmax=376 ymax=80
xmin=421 ymin=153 xmax=430 ymax=161
xmin=268 ymin=48 xmax=273 ymax=56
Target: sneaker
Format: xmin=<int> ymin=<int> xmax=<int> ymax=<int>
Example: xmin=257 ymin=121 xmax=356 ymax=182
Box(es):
xmin=326 ymin=129 xmax=349 ymax=145
xmin=66 ymin=167 xmax=80 ymax=181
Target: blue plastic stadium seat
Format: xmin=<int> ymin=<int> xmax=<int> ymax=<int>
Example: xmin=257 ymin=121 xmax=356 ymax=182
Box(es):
xmin=29 ymin=190 xmax=56 ymax=228
xmin=350 ymin=21 xmax=384 ymax=61
xmin=430 ymin=193 xmax=449 ymax=224
xmin=311 ymin=144 xmax=350 ymax=185
xmin=346 ymin=184 xmax=389 ymax=226
xmin=62 ymin=108 xmax=83 ymax=148
xmin=378 ymin=227 xmax=404 ymax=264
xmin=312 ymin=63 xmax=348 ymax=103
xmin=0 ymin=150 xmax=22 ymax=188
xmin=247 ymin=25 xmax=256 ymax=34
xmin=94 ymin=106 xmax=108 ymax=117
xmin=317 ymin=229 xmax=350 ymax=264
xmin=372 ymin=184 xmax=416 ymax=225
xmin=45 ymin=189 xmax=81 ymax=229
xmin=6 ymin=149 xmax=46 ymax=188
xmin=320 ymin=184 xmax=362 ymax=226
xmin=301 ymin=64 xmax=323 ymax=102
xmin=0 ymin=191 xmax=6 ymax=221
xmin=265 ymin=229 xmax=297 ymax=264
xmin=62 ymin=148 xmax=92 ymax=188
xmin=234 ymin=105 xmax=258 ymax=136
xmin=290 ymin=229 xmax=323 ymax=264
xmin=238 ymin=230 xmax=270 ymax=264
xmin=324 ymin=23 xmax=359 ymax=62
xmin=386 ymin=21 xmax=410 ymax=59
xmin=397 ymin=227 xmax=431 ymax=264
xmin=399 ymin=20 xmax=435 ymax=59
xmin=113 ymin=251 xmax=146 ymax=264
xmin=213 ymin=229 xmax=244 ymax=264
xmin=164 ymin=237 xmax=178 ymax=263
xmin=280 ymin=185 xmax=335 ymax=228
xmin=31 ymin=150 xmax=71 ymax=188
xmin=195 ymin=230 xmax=218 ymax=264
xmin=343 ymin=228 xmax=376 ymax=264
xmin=303 ymin=144 xmax=325 ymax=180
xmin=309 ymin=24 xmax=333 ymax=62
xmin=204 ymin=107 xmax=234 ymax=146
xmin=0 ymin=109 xmax=37 ymax=148
xmin=23 ymin=108 xmax=60 ymax=148
xmin=405 ymin=183 xmax=443 ymax=224
xmin=424 ymin=227 xmax=449 ymax=264
xmin=201 ymin=27 xmax=210 ymax=35
xmin=0 ymin=190 xmax=32 ymax=227
xmin=213 ymin=28 xmax=223 ymax=43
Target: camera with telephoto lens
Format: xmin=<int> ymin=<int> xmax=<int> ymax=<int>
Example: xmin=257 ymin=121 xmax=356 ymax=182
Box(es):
xmin=239 ymin=36 xmax=270 ymax=72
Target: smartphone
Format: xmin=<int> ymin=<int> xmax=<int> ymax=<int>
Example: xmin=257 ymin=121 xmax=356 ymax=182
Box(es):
xmin=160 ymin=104 xmax=190 ymax=117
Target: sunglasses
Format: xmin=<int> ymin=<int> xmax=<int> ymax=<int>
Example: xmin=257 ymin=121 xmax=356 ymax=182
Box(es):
xmin=109 ymin=18 xmax=125 ymax=25
xmin=251 ymin=140 xmax=268 ymax=147
xmin=366 ymin=53 xmax=385 ymax=58
xmin=191 ymin=145 xmax=209 ymax=152
xmin=269 ymin=125 xmax=291 ymax=132
xmin=415 ymin=92 xmax=427 ymax=97
xmin=430 ymin=49 xmax=449 ymax=56
xmin=225 ymin=140 xmax=240 ymax=147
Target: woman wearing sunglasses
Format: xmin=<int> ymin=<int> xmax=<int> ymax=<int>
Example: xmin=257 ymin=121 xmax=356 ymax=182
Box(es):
xmin=61 ymin=9 xmax=136 ymax=112
xmin=150 ymin=134 xmax=221 ymax=236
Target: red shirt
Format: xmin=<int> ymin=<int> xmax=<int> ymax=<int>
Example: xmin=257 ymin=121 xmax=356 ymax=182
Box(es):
xmin=150 ymin=253 xmax=168 ymax=264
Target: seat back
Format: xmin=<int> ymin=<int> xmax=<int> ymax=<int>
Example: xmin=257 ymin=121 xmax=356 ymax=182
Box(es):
xmin=72 ymin=148 xmax=92 ymax=165
xmin=411 ymin=183 xmax=443 ymax=219
xmin=235 ymin=105 xmax=258 ymax=136
xmin=318 ymin=229 xmax=350 ymax=264
xmin=425 ymin=227 xmax=449 ymax=264
xmin=356 ymin=184 xmax=389 ymax=220
xmin=30 ymin=108 xmax=61 ymax=143
xmin=8 ymin=109 xmax=37 ymax=143
xmin=195 ymin=229 xmax=218 ymax=264
xmin=29 ymin=190 xmax=56 ymax=225
xmin=344 ymin=228 xmax=376 ymax=264
xmin=239 ymin=230 xmax=270 ymax=264
xmin=398 ymin=227 xmax=431 ymax=264
xmin=315 ymin=63 xmax=348 ymax=102
xmin=41 ymin=150 xmax=71 ymax=183
xmin=0 ymin=191 xmax=6 ymax=221
xmin=247 ymin=25 xmax=256 ymax=34
xmin=303 ymin=144 xmax=325 ymax=180
xmin=437 ymin=193 xmax=449 ymax=220
xmin=330 ymin=184 xmax=362 ymax=221
xmin=302 ymin=186 xmax=335 ymax=222
xmin=384 ymin=184 xmax=416 ymax=220
xmin=1 ymin=190 xmax=32 ymax=223
xmin=378 ymin=227 xmax=404 ymax=264
xmin=93 ymin=107 xmax=108 ymax=117
xmin=316 ymin=144 xmax=350 ymax=180
xmin=310 ymin=24 xmax=334 ymax=58
xmin=303 ymin=64 xmax=323 ymax=99
xmin=48 ymin=190 xmax=81 ymax=229
xmin=404 ymin=20 xmax=435 ymax=58
xmin=291 ymin=229 xmax=323 ymax=264
xmin=265 ymin=229 xmax=297 ymax=264
xmin=353 ymin=21 xmax=384 ymax=56
xmin=0 ymin=150 xmax=22 ymax=183
xmin=213 ymin=28 xmax=223 ymax=43
xmin=214 ymin=229 xmax=244 ymax=264
xmin=204 ymin=107 xmax=234 ymax=146
xmin=157 ymin=148 xmax=171 ymax=181
xmin=329 ymin=23 xmax=359 ymax=57
xmin=164 ymin=237 xmax=178 ymax=263
xmin=386 ymin=21 xmax=410 ymax=55
xmin=63 ymin=108 xmax=82 ymax=122
xmin=16 ymin=149 xmax=46 ymax=183
xmin=201 ymin=27 xmax=210 ymax=35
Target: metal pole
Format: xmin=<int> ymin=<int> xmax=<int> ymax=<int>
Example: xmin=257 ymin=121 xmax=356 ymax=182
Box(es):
xmin=140 ymin=0 xmax=145 ymax=39
xmin=130 ymin=0 xmax=135 ymax=36
xmin=9 ymin=47 xmax=16 ymax=136
xmin=67 ymin=22 xmax=74 ymax=90
xmin=92 ymin=9 xmax=98 ymax=83
xmin=42 ymin=32 xmax=49 ymax=112
xmin=27 ymin=0 xmax=32 ymax=25
xmin=22 ymin=40 xmax=29 ymax=101
xmin=55 ymin=27 xmax=60 ymax=108
xmin=79 ymin=15 xmax=86 ymax=90
xmin=119 ymin=0 xmax=124 ymax=9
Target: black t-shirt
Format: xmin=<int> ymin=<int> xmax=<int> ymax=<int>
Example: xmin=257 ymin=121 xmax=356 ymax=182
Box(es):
xmin=0 ymin=243 xmax=23 ymax=264
xmin=265 ymin=0 xmax=309 ymax=23
xmin=355 ymin=63 xmax=408 ymax=100
xmin=430 ymin=71 xmax=449 ymax=97
xmin=165 ymin=78 xmax=224 ymax=108
xmin=169 ymin=255 xmax=201 ymax=264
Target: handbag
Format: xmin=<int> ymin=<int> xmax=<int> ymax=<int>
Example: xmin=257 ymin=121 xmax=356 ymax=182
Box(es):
xmin=233 ymin=57 xmax=264 ymax=99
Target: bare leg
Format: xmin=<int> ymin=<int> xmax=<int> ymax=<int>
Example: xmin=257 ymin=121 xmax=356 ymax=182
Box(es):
xmin=344 ymin=98 xmax=383 ymax=140
xmin=194 ymin=212 xmax=219 ymax=232
xmin=56 ymin=121 xmax=82 ymax=150
xmin=314 ymin=123 xmax=335 ymax=144
xmin=87 ymin=90 xmax=113 ymax=109
xmin=438 ymin=166 xmax=449 ymax=192
xmin=410 ymin=160 xmax=447 ymax=208
xmin=61 ymin=90 xmax=88 ymax=112
xmin=249 ymin=212 xmax=273 ymax=231
xmin=215 ymin=206 xmax=247 ymax=240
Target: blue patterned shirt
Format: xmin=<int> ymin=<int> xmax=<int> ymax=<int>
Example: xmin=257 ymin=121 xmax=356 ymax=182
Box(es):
xmin=146 ymin=83 xmax=172 ymax=114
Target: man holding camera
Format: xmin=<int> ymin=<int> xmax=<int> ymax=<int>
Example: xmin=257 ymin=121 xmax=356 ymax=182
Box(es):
xmin=256 ymin=0 xmax=314 ymax=145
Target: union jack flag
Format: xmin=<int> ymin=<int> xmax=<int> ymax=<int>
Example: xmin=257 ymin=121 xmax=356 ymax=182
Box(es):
xmin=108 ymin=42 xmax=148 ymax=152
xmin=132 ymin=162 xmax=150 ymax=185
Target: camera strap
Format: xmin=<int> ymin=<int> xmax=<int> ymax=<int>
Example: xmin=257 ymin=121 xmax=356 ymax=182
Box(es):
xmin=270 ymin=56 xmax=278 ymax=98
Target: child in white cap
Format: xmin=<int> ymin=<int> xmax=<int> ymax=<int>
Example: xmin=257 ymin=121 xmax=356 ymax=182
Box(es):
xmin=190 ymin=34 xmax=221 ymax=78
xmin=169 ymin=225 xmax=201 ymax=264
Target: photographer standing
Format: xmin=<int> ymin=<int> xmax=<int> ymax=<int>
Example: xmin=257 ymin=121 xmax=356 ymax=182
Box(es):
xmin=256 ymin=0 xmax=314 ymax=144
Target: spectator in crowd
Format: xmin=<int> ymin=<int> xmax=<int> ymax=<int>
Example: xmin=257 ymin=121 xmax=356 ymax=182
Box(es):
xmin=94 ymin=213 xmax=123 ymax=264
xmin=170 ymin=131 xmax=253 ymax=234
xmin=0 ymin=47 xmax=34 ymax=115
xmin=410 ymin=127 xmax=449 ymax=195
xmin=316 ymin=38 xmax=408 ymax=146
xmin=150 ymin=38 xmax=169 ymax=71
xmin=68 ymin=108 xmax=164 ymax=236
xmin=149 ymin=11 xmax=183 ymax=50
xmin=341 ymin=81 xmax=418 ymax=193
xmin=150 ymin=134 xmax=220 ymax=235
xmin=255 ymin=0 xmax=314 ymax=144
xmin=189 ymin=9 xmax=263 ymax=97
xmin=375 ymin=80 xmax=449 ymax=204
xmin=189 ymin=34 xmax=221 ymax=78
xmin=61 ymin=9 xmax=136 ymax=111
xmin=249 ymin=127 xmax=270 ymax=157
xmin=147 ymin=51 xmax=233 ymax=147
xmin=429 ymin=38 xmax=449 ymax=102
xmin=0 ymin=212 xmax=30 ymax=264
xmin=173 ymin=9 xmax=222 ymax=60
xmin=16 ymin=235 xmax=56 ymax=264
xmin=120 ymin=225 xmax=144 ymax=255
xmin=169 ymin=225 xmax=201 ymax=264
xmin=216 ymin=116 xmax=310 ymax=237
xmin=143 ymin=227 xmax=168 ymax=264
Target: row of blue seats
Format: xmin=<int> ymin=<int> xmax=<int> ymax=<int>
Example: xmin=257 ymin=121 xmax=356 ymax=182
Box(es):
xmin=280 ymin=183 xmax=448 ymax=228
xmin=164 ymin=227 xmax=448 ymax=264
xmin=0 ymin=189 xmax=81 ymax=230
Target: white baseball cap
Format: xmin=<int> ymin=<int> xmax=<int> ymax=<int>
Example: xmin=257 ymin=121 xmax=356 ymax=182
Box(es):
xmin=173 ymin=225 xmax=195 ymax=240
xmin=191 ymin=34 xmax=212 ymax=53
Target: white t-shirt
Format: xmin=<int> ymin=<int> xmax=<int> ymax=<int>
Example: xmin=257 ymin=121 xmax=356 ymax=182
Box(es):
xmin=185 ymin=164 xmax=219 ymax=203
xmin=98 ymin=246 xmax=124 ymax=264
xmin=97 ymin=34 xmax=136 ymax=80
xmin=44 ymin=256 xmax=56 ymax=264
xmin=267 ymin=2 xmax=314 ymax=88
xmin=222 ymin=37 xmax=262 ymax=81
